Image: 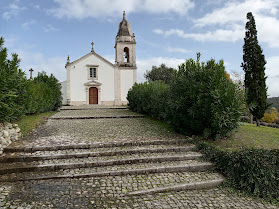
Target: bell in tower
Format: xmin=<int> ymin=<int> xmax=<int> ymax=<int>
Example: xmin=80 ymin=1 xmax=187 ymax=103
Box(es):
xmin=115 ymin=11 xmax=136 ymax=67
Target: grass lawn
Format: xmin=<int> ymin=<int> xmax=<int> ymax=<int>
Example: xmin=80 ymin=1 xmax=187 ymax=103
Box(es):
xmin=209 ymin=123 xmax=279 ymax=150
xmin=16 ymin=111 xmax=57 ymax=137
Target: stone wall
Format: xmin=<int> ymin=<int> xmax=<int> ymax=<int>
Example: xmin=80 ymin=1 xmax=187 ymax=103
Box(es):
xmin=0 ymin=123 xmax=21 ymax=154
xmin=259 ymin=122 xmax=279 ymax=128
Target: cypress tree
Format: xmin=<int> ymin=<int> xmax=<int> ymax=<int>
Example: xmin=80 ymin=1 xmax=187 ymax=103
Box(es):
xmin=241 ymin=12 xmax=268 ymax=126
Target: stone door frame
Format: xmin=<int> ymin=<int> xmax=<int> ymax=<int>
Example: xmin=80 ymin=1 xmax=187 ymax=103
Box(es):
xmin=85 ymin=82 xmax=101 ymax=105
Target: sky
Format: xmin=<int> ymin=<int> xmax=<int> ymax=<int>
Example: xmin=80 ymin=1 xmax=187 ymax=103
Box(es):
xmin=1 ymin=0 xmax=279 ymax=97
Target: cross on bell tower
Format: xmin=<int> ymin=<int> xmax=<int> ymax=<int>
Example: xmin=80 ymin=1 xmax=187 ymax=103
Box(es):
xmin=123 ymin=11 xmax=126 ymax=20
xmin=29 ymin=68 xmax=34 ymax=79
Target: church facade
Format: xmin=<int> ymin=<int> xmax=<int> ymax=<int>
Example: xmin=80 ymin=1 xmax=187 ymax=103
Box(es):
xmin=61 ymin=12 xmax=137 ymax=106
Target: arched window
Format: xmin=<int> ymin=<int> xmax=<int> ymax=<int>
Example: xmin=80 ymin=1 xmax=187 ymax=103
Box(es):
xmin=123 ymin=47 xmax=129 ymax=63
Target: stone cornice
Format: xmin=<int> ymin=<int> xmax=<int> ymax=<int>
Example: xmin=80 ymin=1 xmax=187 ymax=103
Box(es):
xmin=118 ymin=67 xmax=137 ymax=70
xmin=84 ymin=80 xmax=102 ymax=86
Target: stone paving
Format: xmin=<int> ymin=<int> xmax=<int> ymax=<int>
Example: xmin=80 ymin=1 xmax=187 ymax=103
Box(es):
xmin=0 ymin=106 xmax=278 ymax=208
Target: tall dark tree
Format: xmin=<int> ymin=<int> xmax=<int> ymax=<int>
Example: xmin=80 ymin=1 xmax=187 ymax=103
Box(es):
xmin=241 ymin=12 xmax=268 ymax=126
xmin=144 ymin=63 xmax=176 ymax=84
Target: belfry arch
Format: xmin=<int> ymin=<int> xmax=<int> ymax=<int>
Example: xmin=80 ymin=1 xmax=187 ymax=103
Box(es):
xmin=123 ymin=47 xmax=129 ymax=63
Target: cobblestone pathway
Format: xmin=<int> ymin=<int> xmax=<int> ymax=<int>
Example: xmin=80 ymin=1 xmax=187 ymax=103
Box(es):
xmin=0 ymin=106 xmax=278 ymax=209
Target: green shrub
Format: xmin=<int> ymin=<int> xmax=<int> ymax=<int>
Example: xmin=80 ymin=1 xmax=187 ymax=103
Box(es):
xmin=166 ymin=54 xmax=245 ymax=139
xmin=33 ymin=72 xmax=62 ymax=112
xmin=0 ymin=37 xmax=27 ymax=123
xmin=197 ymin=142 xmax=279 ymax=203
xmin=25 ymin=72 xmax=62 ymax=114
xmin=0 ymin=36 xmax=62 ymax=123
xmin=127 ymin=81 xmax=168 ymax=120
xmin=128 ymin=54 xmax=245 ymax=139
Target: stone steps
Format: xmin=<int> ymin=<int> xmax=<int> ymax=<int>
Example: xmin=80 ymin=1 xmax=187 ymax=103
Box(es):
xmin=0 ymin=160 xmax=205 ymax=181
xmin=60 ymin=107 xmax=127 ymax=110
xmin=50 ymin=115 xmax=145 ymax=120
xmin=0 ymin=163 xmax=215 ymax=182
xmin=2 ymin=144 xmax=194 ymax=157
xmin=1 ymin=139 xmax=224 ymax=194
xmin=3 ymin=139 xmax=182 ymax=153
xmin=127 ymin=179 xmax=224 ymax=196
xmin=60 ymin=106 xmax=128 ymax=110
xmin=0 ymin=146 xmax=196 ymax=162
xmin=51 ymin=109 xmax=144 ymax=119
xmin=0 ymin=153 xmax=205 ymax=174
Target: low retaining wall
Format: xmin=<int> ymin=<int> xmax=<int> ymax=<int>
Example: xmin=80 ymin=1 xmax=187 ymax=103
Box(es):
xmin=259 ymin=122 xmax=279 ymax=128
xmin=0 ymin=123 xmax=21 ymax=154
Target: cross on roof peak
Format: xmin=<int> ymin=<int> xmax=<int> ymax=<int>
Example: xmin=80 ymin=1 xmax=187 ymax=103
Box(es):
xmin=91 ymin=42 xmax=94 ymax=52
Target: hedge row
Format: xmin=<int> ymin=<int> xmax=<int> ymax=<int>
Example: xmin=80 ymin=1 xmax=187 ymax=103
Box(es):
xmin=0 ymin=37 xmax=62 ymax=123
xmin=24 ymin=72 xmax=62 ymax=114
xmin=127 ymin=81 xmax=169 ymax=120
xmin=197 ymin=142 xmax=279 ymax=202
xmin=127 ymin=54 xmax=245 ymax=139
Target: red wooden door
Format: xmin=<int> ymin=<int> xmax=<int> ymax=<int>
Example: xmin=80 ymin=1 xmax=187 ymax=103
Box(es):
xmin=89 ymin=87 xmax=98 ymax=104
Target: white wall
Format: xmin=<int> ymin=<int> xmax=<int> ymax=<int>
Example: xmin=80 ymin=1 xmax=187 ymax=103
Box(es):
xmin=120 ymin=70 xmax=134 ymax=101
xmin=68 ymin=53 xmax=115 ymax=103
xmin=60 ymin=81 xmax=67 ymax=105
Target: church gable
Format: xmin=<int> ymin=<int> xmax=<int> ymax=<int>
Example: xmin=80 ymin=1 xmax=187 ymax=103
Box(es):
xmin=67 ymin=51 xmax=114 ymax=68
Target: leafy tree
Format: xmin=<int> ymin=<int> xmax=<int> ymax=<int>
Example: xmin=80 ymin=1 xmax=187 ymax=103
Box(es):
xmin=241 ymin=12 xmax=268 ymax=126
xmin=267 ymin=97 xmax=279 ymax=111
xmin=262 ymin=107 xmax=278 ymax=123
xmin=144 ymin=63 xmax=176 ymax=84
xmin=0 ymin=37 xmax=27 ymax=123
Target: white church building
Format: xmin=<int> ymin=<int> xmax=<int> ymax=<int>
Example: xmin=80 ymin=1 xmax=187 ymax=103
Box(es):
xmin=61 ymin=12 xmax=137 ymax=106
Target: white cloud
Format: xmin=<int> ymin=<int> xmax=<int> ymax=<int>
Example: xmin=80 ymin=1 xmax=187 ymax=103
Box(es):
xmin=21 ymin=20 xmax=36 ymax=30
xmin=13 ymin=49 xmax=66 ymax=82
xmin=195 ymin=0 xmax=278 ymax=27
xmin=142 ymin=0 xmax=194 ymax=15
xmin=152 ymin=29 xmax=164 ymax=35
xmin=105 ymin=55 xmax=185 ymax=83
xmin=2 ymin=1 xmax=26 ymax=20
xmin=266 ymin=56 xmax=279 ymax=97
xmin=43 ymin=24 xmax=60 ymax=32
xmin=256 ymin=15 xmax=279 ymax=48
xmin=192 ymin=0 xmax=279 ymax=47
xmin=49 ymin=0 xmax=194 ymax=19
xmin=153 ymin=0 xmax=279 ymax=47
xmin=167 ymin=47 xmax=191 ymax=53
xmin=153 ymin=24 xmax=243 ymax=42
xmin=33 ymin=5 xmax=40 ymax=10
xmin=3 ymin=36 xmax=17 ymax=49
xmin=137 ymin=57 xmax=185 ymax=83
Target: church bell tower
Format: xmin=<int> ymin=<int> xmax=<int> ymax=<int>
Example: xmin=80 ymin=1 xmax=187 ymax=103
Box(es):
xmin=115 ymin=11 xmax=136 ymax=68
xmin=114 ymin=11 xmax=137 ymax=105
